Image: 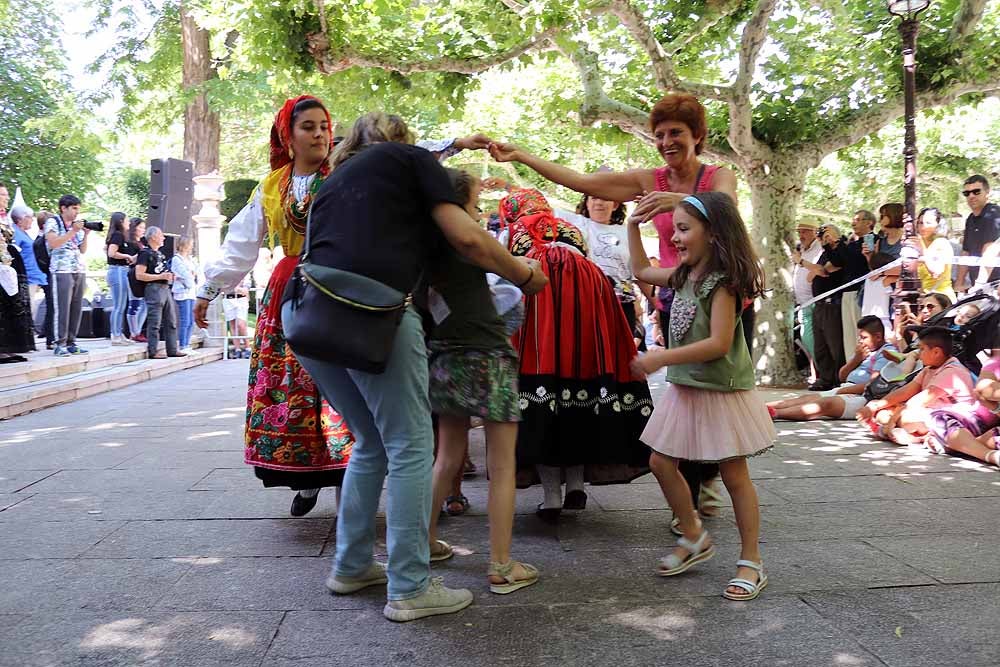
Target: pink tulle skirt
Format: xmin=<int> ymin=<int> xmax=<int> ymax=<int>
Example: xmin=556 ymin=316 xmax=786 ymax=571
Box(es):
xmin=641 ymin=383 xmax=775 ymax=462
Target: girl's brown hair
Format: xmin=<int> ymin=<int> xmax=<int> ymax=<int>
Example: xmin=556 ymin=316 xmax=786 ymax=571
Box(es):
xmin=576 ymin=193 xmax=625 ymax=225
xmin=444 ymin=168 xmax=478 ymax=208
xmin=669 ymin=191 xmax=765 ymax=304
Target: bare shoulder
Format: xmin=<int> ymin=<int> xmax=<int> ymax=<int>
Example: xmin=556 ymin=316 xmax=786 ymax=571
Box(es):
xmin=710 ymin=167 xmax=738 ymax=200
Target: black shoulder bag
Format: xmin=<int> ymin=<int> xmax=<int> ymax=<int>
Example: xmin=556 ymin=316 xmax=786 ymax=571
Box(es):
xmin=280 ymin=203 xmax=411 ymax=374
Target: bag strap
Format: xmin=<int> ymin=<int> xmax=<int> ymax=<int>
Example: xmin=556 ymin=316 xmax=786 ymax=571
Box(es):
xmin=301 ymin=195 xmax=315 ymax=263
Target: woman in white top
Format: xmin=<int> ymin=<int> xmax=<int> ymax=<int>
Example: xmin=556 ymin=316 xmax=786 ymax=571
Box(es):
xmin=169 ymin=236 xmax=198 ymax=350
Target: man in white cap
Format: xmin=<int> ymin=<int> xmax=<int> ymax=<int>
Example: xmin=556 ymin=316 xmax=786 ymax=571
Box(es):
xmin=790 ymin=219 xmax=823 ymax=377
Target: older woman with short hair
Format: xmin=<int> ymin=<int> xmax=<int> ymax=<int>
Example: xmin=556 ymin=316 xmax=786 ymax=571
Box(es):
xmin=10 ymin=205 xmax=45 ymax=321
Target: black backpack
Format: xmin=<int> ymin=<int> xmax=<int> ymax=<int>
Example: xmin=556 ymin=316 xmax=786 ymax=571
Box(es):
xmin=128 ymin=263 xmax=146 ymax=298
xmin=33 ymin=235 xmax=49 ymax=275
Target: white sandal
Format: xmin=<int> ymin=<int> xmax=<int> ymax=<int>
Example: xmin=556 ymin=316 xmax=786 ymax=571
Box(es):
xmin=430 ymin=539 xmax=454 ymax=563
xmin=488 ymin=560 xmax=539 ymax=595
xmin=722 ymin=559 xmax=768 ymax=601
xmin=657 ymin=529 xmax=714 ymax=577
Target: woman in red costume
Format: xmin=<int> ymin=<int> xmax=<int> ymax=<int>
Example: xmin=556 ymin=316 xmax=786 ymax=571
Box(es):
xmin=195 ymin=96 xmax=353 ymax=517
xmin=495 ymin=187 xmax=652 ymax=520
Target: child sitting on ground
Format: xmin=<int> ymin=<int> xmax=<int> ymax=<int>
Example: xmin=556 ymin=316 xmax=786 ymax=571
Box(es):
xmin=768 ymin=316 xmax=898 ymax=421
xmin=856 ymin=327 xmax=975 ymax=444
xmin=926 ymin=349 xmax=1000 ymax=467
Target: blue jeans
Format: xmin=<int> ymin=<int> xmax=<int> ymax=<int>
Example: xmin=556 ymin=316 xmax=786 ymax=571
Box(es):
xmin=293 ymin=308 xmax=433 ymax=600
xmin=176 ymin=298 xmax=194 ymax=348
xmin=106 ymin=265 xmax=130 ymax=337
xmin=127 ymin=297 xmax=147 ymax=338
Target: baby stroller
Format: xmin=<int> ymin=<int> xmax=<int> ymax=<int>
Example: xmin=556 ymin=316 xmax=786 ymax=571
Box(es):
xmin=921 ymin=292 xmax=1000 ymax=375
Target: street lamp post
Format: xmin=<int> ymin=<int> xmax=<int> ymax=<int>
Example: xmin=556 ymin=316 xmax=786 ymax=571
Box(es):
xmin=888 ymin=0 xmax=931 ymax=304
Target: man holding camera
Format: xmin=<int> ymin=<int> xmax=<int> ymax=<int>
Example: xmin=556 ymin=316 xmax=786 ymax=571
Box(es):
xmin=135 ymin=226 xmax=184 ymax=359
xmin=44 ymin=194 xmax=91 ymax=357
xmin=794 ymin=223 xmax=847 ymax=391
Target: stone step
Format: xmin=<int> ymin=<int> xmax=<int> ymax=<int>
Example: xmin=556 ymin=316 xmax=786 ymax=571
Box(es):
xmin=0 ymin=336 xmax=212 ymax=390
xmin=0 ymin=347 xmax=225 ymax=420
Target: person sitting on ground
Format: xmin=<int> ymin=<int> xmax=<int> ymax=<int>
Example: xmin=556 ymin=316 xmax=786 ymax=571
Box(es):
xmin=925 ymin=349 xmax=1000 ymax=467
xmin=767 ymin=316 xmax=897 ymax=421
xmin=893 ymin=291 xmax=951 ymax=350
xmin=857 ymin=327 xmax=975 ymax=444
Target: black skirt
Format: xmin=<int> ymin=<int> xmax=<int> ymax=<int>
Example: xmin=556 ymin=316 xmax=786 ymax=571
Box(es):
xmin=0 ymin=246 xmax=36 ymax=355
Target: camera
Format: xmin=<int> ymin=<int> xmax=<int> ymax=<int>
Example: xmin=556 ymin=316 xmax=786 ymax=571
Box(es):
xmin=81 ymin=220 xmax=104 ymax=232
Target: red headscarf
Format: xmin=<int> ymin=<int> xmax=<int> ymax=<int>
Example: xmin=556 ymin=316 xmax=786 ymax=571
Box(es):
xmin=498 ymin=188 xmax=561 ymax=245
xmin=268 ymin=95 xmax=334 ymax=171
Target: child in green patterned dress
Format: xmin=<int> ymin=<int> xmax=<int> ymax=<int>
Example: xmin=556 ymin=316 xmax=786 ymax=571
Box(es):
xmin=424 ymin=168 xmax=539 ymax=594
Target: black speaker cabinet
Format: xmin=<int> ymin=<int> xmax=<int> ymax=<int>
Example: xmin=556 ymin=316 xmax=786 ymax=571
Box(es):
xmin=150 ymin=158 xmax=193 ymax=195
xmin=148 ymin=158 xmax=194 ymax=238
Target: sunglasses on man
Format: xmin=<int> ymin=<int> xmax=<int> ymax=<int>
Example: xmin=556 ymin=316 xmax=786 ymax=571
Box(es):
xmin=962 ymin=188 xmax=983 ymax=197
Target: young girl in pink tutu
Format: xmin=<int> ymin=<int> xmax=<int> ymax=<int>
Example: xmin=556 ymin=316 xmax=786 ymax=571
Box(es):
xmin=628 ymin=191 xmax=774 ymax=601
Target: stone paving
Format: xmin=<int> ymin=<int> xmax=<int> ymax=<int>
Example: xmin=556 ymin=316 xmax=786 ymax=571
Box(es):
xmin=1 ymin=362 xmax=998 ymax=666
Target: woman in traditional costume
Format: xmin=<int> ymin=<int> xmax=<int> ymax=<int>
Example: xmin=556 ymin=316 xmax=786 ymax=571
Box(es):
xmin=496 ymin=187 xmax=653 ymax=520
xmin=194 ymin=96 xmax=353 ymax=517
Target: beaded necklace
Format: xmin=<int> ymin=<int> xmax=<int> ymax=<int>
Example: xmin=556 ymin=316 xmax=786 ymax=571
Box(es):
xmin=278 ymin=162 xmax=330 ymax=236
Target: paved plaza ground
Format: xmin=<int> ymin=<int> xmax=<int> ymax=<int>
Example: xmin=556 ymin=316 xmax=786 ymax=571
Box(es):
xmin=1 ymin=361 xmax=998 ymax=666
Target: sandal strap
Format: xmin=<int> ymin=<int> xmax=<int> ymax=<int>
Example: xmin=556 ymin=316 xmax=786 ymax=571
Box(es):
xmin=735 ymin=559 xmax=763 ymax=572
xmin=727 ymin=577 xmax=758 ymax=594
xmin=489 ymin=560 xmax=538 ymax=583
xmin=699 ymin=483 xmax=725 ymax=506
xmin=677 ymin=529 xmax=709 ymax=553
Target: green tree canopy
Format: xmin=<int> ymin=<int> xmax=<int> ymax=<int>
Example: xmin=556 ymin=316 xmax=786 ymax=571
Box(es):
xmin=84 ymin=0 xmax=1000 ymax=383
xmin=0 ymin=0 xmax=101 ymax=210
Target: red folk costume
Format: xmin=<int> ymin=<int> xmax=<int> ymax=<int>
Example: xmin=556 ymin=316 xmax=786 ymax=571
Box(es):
xmin=240 ymin=96 xmax=354 ymax=488
xmin=500 ymin=189 xmax=653 ymax=487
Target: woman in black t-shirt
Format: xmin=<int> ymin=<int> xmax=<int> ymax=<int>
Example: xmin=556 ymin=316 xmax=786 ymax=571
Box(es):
xmin=125 ymin=218 xmax=147 ymax=341
xmin=292 ymin=112 xmax=547 ymax=621
xmin=105 ymin=212 xmax=136 ymax=344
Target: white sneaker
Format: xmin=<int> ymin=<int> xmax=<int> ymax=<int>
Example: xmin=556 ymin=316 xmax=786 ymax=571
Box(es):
xmin=325 ymin=561 xmax=388 ymax=594
xmin=382 ymin=577 xmax=473 ymax=622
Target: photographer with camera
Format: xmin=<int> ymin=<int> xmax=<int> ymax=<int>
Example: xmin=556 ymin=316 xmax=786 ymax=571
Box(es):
xmin=793 ymin=223 xmax=847 ymax=391
xmin=44 ymin=194 xmax=97 ymax=357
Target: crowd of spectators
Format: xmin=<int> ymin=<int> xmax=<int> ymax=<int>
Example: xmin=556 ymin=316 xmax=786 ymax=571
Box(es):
xmin=0 ymin=185 xmax=201 ymax=361
xmin=779 ymin=173 xmax=1000 ymax=468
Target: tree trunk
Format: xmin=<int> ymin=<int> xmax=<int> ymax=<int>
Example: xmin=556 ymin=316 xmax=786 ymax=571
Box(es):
xmin=744 ymin=157 xmax=807 ymax=387
xmin=181 ymin=2 xmax=220 ymax=176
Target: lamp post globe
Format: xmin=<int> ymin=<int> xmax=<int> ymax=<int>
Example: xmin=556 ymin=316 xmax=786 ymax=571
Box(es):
xmin=888 ymin=0 xmax=930 ymax=18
